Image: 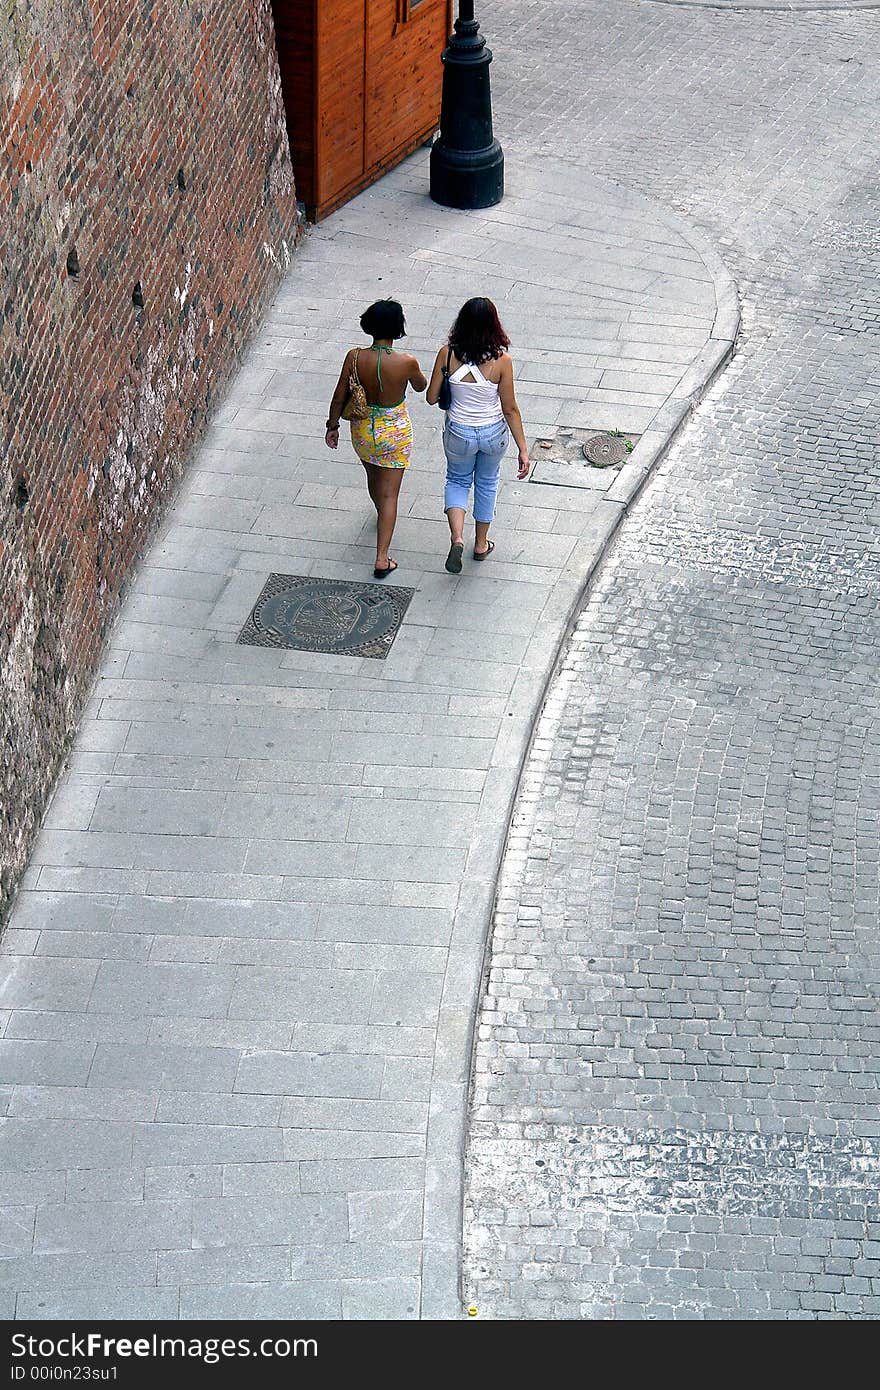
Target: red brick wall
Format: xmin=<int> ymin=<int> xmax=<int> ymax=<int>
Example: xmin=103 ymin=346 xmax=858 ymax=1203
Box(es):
xmin=0 ymin=0 xmax=301 ymax=918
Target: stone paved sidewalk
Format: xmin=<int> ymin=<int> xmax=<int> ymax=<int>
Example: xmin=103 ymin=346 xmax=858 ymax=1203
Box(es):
xmin=0 ymin=133 xmax=725 ymax=1314
xmin=465 ymin=0 xmax=880 ymax=1320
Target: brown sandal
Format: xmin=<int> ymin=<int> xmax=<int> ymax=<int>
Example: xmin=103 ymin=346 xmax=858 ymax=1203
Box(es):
xmin=473 ymin=541 xmax=495 ymax=562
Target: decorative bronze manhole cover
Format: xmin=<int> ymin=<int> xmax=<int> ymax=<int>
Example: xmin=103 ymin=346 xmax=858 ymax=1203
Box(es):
xmin=237 ymin=574 xmax=414 ymax=659
xmin=582 ymin=432 xmax=631 ymax=467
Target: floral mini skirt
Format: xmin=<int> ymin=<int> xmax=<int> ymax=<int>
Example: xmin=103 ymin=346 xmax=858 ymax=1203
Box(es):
xmin=350 ymin=402 xmax=413 ymax=470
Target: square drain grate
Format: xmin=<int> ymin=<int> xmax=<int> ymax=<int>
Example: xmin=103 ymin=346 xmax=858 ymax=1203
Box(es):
xmin=237 ymin=574 xmax=415 ymax=659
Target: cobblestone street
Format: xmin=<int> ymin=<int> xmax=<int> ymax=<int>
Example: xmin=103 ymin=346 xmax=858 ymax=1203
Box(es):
xmin=465 ymin=0 xmax=880 ymax=1318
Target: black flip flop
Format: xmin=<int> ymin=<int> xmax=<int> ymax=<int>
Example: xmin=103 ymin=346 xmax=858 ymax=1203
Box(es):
xmin=445 ymin=542 xmax=464 ymax=575
xmin=473 ymin=541 xmax=495 ymax=562
xmin=373 ymin=559 xmax=397 ymax=579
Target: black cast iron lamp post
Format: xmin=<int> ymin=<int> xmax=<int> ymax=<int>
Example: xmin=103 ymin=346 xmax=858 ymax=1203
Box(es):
xmin=430 ymin=0 xmax=504 ymax=210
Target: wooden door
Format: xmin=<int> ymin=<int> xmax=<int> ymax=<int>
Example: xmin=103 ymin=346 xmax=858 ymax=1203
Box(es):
xmin=272 ymin=0 xmax=451 ymax=221
xmin=365 ymin=1 xmax=451 ymax=176
xmin=316 ymin=1 xmax=367 ymax=213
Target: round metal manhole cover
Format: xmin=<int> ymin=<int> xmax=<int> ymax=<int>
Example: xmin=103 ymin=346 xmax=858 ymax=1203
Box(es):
xmin=238 ymin=575 xmax=414 ymax=658
xmin=582 ymin=433 xmax=630 ymax=468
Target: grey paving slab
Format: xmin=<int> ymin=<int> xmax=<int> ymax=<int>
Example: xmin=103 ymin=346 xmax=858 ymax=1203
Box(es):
xmin=218 ymin=1163 xmax=304 ymax=1197
xmin=0 ymin=1174 xmax=65 ymax=1205
xmin=281 ymin=1130 xmax=425 ymax=1162
xmin=292 ymin=1022 xmax=435 ymax=1057
xmin=279 ymin=1098 xmax=427 ymax=1134
xmin=0 ymin=1041 xmax=95 ymax=1087
xmin=7 ymin=892 xmax=117 ymax=934
xmin=215 ymin=938 xmax=331 ymax=968
xmin=31 ymin=829 xmax=250 ymax=874
xmin=369 ymin=972 xmax=444 ymax=1029
xmin=314 ymin=904 xmax=452 ymax=947
xmin=234 ymin=1051 xmax=385 ymax=1099
xmin=242 ymin=841 xmax=360 ymax=878
xmin=183 ymin=898 xmax=319 ymax=940
xmin=33 ymin=1199 xmax=190 ymax=1255
xmin=88 ymin=962 xmax=237 ymax=1018
xmin=0 ymin=958 xmax=99 ymax=1012
xmin=0 ymin=1250 xmax=157 ymax=1292
xmin=333 ymin=944 xmax=445 ymax=978
xmin=191 ymin=1194 xmax=348 ymax=1248
xmin=348 ymin=1189 xmax=423 ymax=1243
xmin=219 ymin=792 xmax=353 ymax=842
xmin=352 ymin=844 xmax=467 ymax=885
xmin=0 ymin=0 xmax=734 ymax=1317
xmin=89 ymin=1043 xmax=239 ymax=1092
xmin=133 ymin=1123 xmax=284 ymax=1168
xmin=17 ymin=1287 xmax=179 ymax=1320
xmin=40 ymin=934 xmax=151 ymax=969
xmin=144 ymin=1165 xmax=222 ymax=1199
xmin=345 ymin=799 xmax=476 ymax=849
xmin=64 ymin=1168 xmax=146 ymax=1202
xmin=179 ymin=1280 xmax=341 ymax=1321
xmin=7 ymin=1088 xmax=157 ymax=1122
xmin=5 ymin=1011 xmax=152 ymax=1047
xmin=342 ymin=1277 xmax=420 ymax=1320
xmin=299 ymin=1158 xmax=424 ymax=1195
xmin=227 ymin=966 xmax=375 ymax=1024
xmin=329 ymin=731 xmax=495 ymax=770
xmin=0 ymin=1208 xmax=36 ymax=1259
xmin=157 ymin=1243 xmax=289 ymax=1285
xmin=154 ymin=1094 xmax=283 ymax=1127
xmin=0 ymin=1120 xmax=134 ymax=1172
xmin=291 ymin=1240 xmax=421 ymax=1283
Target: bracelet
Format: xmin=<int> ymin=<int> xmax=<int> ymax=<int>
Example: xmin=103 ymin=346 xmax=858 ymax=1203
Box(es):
xmin=325 ymin=421 xmax=339 ymax=431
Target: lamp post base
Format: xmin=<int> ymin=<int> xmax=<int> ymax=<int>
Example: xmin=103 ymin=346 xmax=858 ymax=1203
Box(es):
xmin=429 ymin=8 xmax=504 ymax=211
xmin=430 ymin=138 xmax=504 ymax=211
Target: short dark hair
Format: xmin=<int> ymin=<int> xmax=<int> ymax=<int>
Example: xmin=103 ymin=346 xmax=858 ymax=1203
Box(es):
xmin=360 ymin=299 xmax=406 ymax=340
xmin=448 ymin=297 xmax=510 ymax=364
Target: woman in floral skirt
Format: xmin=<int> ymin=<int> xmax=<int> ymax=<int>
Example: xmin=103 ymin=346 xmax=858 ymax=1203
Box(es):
xmin=325 ymin=300 xmax=427 ymax=578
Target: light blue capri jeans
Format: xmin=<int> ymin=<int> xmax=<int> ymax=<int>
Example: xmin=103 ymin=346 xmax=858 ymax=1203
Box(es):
xmin=442 ymin=418 xmax=510 ymax=523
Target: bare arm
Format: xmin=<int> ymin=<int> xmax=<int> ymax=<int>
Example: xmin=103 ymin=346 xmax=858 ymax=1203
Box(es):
xmin=325 ymin=349 xmax=354 ymax=448
xmin=408 ymin=355 xmax=428 ymax=394
xmin=498 ymin=357 xmax=530 ymax=477
xmin=425 ymin=346 xmax=448 ymax=407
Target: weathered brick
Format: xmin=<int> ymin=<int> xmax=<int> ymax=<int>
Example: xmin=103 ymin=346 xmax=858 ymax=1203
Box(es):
xmin=0 ymin=1 xmax=300 ymax=918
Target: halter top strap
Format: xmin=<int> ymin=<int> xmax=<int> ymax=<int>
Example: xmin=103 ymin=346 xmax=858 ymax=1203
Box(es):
xmin=373 ymin=344 xmax=392 ymax=391
xmin=369 ymin=344 xmax=404 ymax=410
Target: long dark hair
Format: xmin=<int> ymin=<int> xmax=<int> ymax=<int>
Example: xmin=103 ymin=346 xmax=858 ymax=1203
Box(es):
xmin=448 ymin=297 xmax=510 ymax=365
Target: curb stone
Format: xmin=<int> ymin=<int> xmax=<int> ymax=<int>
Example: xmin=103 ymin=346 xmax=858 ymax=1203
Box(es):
xmin=644 ymin=2 xmax=880 ymax=12
xmin=421 ymin=178 xmax=741 ymax=1319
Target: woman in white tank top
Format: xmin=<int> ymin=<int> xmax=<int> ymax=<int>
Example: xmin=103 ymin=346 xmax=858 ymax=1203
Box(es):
xmin=427 ymin=298 xmax=530 ymax=574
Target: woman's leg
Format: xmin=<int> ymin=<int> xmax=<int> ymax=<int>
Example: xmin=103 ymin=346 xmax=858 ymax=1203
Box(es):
xmin=446 ymin=506 xmax=466 ymax=546
xmin=361 ymin=461 xmax=381 ymax=514
xmin=473 ymin=443 xmax=504 ymax=555
xmin=365 ymin=464 xmax=405 ymax=569
xmin=443 ymin=431 xmax=477 ymax=548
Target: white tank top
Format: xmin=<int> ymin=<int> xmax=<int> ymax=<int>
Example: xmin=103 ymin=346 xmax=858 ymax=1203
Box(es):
xmin=447 ymin=359 xmax=505 ymax=427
